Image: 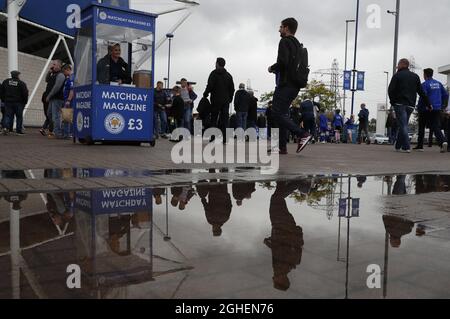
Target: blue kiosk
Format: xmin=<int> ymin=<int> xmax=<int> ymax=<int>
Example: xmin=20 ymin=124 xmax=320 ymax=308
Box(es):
xmin=73 ymin=2 xmax=157 ymax=146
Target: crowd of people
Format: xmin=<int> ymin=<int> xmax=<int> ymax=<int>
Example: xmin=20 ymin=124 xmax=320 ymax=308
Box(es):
xmin=1 ymin=18 xmax=449 ymax=156
xmin=0 ymin=59 xmax=75 ymax=139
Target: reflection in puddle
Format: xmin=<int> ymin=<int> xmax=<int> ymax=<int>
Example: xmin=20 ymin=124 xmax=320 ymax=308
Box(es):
xmin=0 ymin=174 xmax=450 ymax=299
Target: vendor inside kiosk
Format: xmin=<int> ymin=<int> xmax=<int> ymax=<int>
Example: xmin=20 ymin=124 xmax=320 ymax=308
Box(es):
xmin=74 ymin=4 xmax=157 ymax=145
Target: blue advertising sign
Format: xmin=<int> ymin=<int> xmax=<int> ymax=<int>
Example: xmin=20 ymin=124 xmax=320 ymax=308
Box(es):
xmin=74 ymin=86 xmax=93 ymax=138
xmin=352 ymin=198 xmax=360 ymax=217
xmin=76 ymin=187 xmax=152 ymax=215
xmin=343 ymin=71 xmax=352 ymax=91
xmin=357 ymin=71 xmax=365 ymax=91
xmin=96 ymin=6 xmax=154 ymax=31
xmin=0 ymin=0 xmax=129 ymax=36
xmin=93 ymin=85 xmax=153 ymax=141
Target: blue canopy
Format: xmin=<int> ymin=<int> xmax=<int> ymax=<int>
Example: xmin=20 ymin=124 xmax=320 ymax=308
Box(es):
xmin=0 ymin=0 xmax=129 ymax=36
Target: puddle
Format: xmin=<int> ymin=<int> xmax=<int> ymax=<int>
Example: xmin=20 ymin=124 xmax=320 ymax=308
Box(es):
xmin=0 ymin=175 xmax=449 ymax=299
xmin=0 ymin=167 xmax=263 ymax=180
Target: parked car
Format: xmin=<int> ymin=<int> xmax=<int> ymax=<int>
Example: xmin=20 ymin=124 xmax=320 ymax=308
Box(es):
xmin=369 ymin=134 xmax=389 ymax=144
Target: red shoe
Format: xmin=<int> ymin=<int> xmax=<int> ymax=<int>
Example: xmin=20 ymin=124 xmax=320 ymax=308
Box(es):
xmin=297 ymin=135 xmax=312 ymax=153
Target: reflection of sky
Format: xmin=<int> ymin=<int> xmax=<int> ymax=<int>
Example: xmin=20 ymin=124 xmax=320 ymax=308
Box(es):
xmin=150 ymin=177 xmax=450 ymax=298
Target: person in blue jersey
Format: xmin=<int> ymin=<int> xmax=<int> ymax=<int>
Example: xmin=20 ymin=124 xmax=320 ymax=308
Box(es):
xmin=345 ymin=115 xmax=355 ymax=144
xmin=332 ymin=109 xmax=344 ymax=143
xmin=62 ymin=64 xmax=74 ymax=140
xmin=318 ymin=109 xmax=328 ymax=144
xmin=415 ymin=68 xmax=449 ymax=153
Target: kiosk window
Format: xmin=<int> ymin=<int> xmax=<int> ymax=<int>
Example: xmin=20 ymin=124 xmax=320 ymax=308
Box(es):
xmin=95 ymin=24 xmax=153 ymax=87
xmin=74 ymin=28 xmax=93 ymax=87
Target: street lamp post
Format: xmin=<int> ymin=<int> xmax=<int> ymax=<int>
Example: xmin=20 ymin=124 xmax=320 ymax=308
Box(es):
xmin=350 ymin=0 xmax=361 ymax=116
xmin=384 ymin=71 xmax=389 ymax=109
xmin=166 ymin=33 xmax=174 ymax=89
xmin=388 ymin=0 xmax=401 ymax=76
xmin=343 ymin=19 xmax=356 ymax=116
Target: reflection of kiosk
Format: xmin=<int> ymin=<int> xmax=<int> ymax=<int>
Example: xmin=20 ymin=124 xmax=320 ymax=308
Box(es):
xmin=74 ymin=3 xmax=157 ymax=145
xmin=75 ymin=186 xmax=154 ymax=294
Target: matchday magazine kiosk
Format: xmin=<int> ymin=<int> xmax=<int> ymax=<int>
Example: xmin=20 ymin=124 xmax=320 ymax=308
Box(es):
xmin=74 ymin=3 xmax=157 ymax=145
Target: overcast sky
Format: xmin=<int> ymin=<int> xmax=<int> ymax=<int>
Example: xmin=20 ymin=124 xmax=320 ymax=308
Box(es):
xmin=131 ymin=0 xmax=450 ymax=118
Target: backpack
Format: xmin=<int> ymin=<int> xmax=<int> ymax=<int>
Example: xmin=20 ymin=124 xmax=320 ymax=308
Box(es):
xmin=197 ymin=97 xmax=211 ymax=116
xmin=287 ymin=37 xmax=310 ymax=89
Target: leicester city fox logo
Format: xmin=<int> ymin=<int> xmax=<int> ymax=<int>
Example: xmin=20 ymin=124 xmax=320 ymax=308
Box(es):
xmin=105 ymin=113 xmax=125 ymax=135
xmin=77 ymin=112 xmax=84 ymax=132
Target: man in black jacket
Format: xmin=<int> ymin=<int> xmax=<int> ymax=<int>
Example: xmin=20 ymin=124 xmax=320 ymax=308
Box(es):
xmin=203 ymin=57 xmax=235 ymax=142
xmin=97 ymin=44 xmax=132 ymax=85
xmin=268 ymin=18 xmax=311 ymax=155
xmin=388 ymin=58 xmax=431 ymax=153
xmin=0 ymin=71 xmax=28 ymax=135
xmin=233 ymin=83 xmax=250 ymax=130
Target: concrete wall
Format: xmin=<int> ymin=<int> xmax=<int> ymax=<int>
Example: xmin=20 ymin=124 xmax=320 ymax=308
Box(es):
xmin=0 ymin=47 xmax=47 ymax=127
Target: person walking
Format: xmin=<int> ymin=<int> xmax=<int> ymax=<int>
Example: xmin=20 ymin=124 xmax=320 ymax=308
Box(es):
xmin=388 ymin=59 xmax=432 ymax=153
xmin=357 ymin=103 xmax=369 ymax=144
xmin=299 ymin=99 xmax=319 ymax=143
xmin=233 ymin=83 xmax=250 ymax=130
xmin=0 ymin=71 xmax=29 ymax=136
xmin=45 ymin=60 xmax=66 ymax=139
xmin=318 ymin=109 xmax=328 ymax=144
xmin=345 ymin=115 xmax=355 ymax=144
xmin=268 ymin=17 xmax=311 ymax=154
xmin=414 ymin=68 xmax=448 ymax=153
xmin=332 ymin=109 xmax=344 ymax=143
xmin=203 ymin=57 xmax=235 ymax=143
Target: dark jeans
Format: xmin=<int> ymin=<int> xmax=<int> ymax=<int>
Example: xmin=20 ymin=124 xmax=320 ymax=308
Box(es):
xmin=387 ymin=127 xmax=398 ymax=145
xmin=303 ymin=117 xmax=316 ymax=138
xmin=236 ymin=112 xmax=248 ymax=130
xmin=428 ymin=110 xmax=446 ymax=147
xmin=272 ymin=86 xmax=306 ymax=150
xmin=210 ymin=104 xmax=230 ymax=140
xmin=394 ymin=105 xmax=413 ymax=151
xmin=417 ymin=111 xmax=429 ymax=148
xmin=358 ymin=122 xmax=368 ymax=143
xmin=446 ymin=116 xmax=450 ymax=150
xmin=4 ymin=103 xmax=25 ymax=133
xmin=42 ymin=99 xmax=53 ymax=132
xmin=1 ymin=104 xmax=6 ymax=128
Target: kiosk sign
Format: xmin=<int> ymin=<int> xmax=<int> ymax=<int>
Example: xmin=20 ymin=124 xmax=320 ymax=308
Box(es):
xmin=94 ymin=86 xmax=153 ymax=140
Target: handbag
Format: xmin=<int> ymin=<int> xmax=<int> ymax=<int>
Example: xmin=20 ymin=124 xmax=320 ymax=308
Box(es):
xmin=61 ymin=107 xmax=74 ymax=123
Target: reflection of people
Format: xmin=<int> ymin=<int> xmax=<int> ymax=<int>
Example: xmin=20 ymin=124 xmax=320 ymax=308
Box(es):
xmin=264 ymin=181 xmax=304 ymax=291
xmin=197 ymin=181 xmax=232 ymax=237
xmin=170 ymin=186 xmax=194 ymax=211
xmin=153 ymin=188 xmax=165 ymax=205
xmin=393 ymin=175 xmax=407 ymax=195
xmin=356 ymin=176 xmax=367 ymax=188
xmin=232 ymin=182 xmax=256 ymax=206
xmin=97 ymin=43 xmax=132 ymax=85
xmin=382 ymin=215 xmax=414 ymax=248
xmin=108 ymin=215 xmax=131 ymax=255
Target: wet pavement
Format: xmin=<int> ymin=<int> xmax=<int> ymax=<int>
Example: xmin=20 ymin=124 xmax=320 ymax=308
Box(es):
xmin=0 ymin=174 xmax=449 ymax=299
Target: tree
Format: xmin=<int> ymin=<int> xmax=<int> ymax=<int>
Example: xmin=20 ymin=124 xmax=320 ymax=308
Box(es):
xmin=259 ymin=80 xmax=336 ymax=111
xmin=300 ymin=80 xmax=336 ymax=111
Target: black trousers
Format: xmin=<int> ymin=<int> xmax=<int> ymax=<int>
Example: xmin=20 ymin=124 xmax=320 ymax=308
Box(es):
xmin=210 ymin=104 xmax=230 ymax=140
xmin=358 ymin=122 xmax=368 ymax=143
xmin=272 ymin=86 xmax=306 ymax=150
xmin=428 ymin=110 xmax=446 ymax=147
xmin=303 ymin=117 xmax=316 ymax=139
xmin=417 ymin=111 xmax=429 ymax=148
